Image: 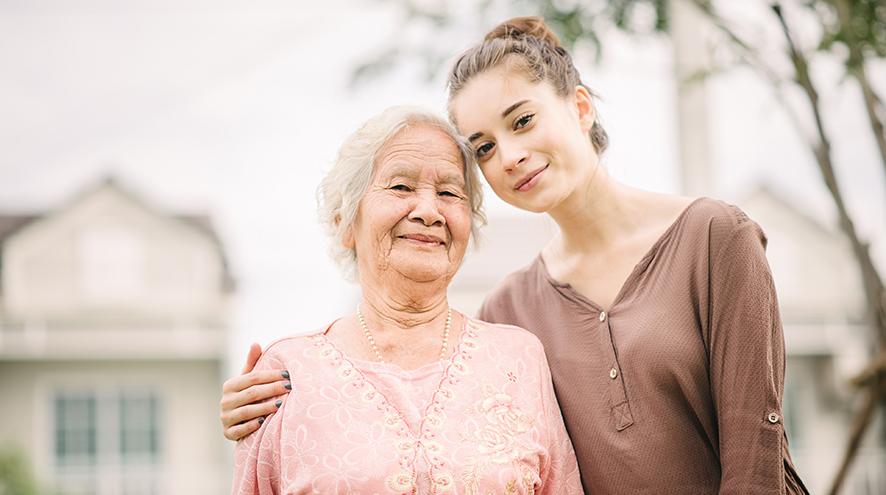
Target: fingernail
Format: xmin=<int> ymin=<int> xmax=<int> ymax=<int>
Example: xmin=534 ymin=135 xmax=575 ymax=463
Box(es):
xmin=284 ymin=382 xmax=292 ymax=390
xmin=258 ymin=417 xmax=264 ymax=425
xmin=281 ymin=370 xmax=290 ymax=379
xmin=275 ymin=399 xmax=282 ymax=408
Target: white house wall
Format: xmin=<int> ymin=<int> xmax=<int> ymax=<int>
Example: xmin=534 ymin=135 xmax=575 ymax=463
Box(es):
xmin=3 ymin=185 xmax=225 ymax=321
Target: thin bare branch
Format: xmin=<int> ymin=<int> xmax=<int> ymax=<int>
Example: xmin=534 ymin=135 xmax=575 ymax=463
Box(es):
xmin=768 ymin=3 xmax=886 ymax=493
xmin=834 ymin=0 xmax=886 ymax=184
xmin=827 ymin=380 xmax=884 ymax=495
xmin=854 ymin=62 xmax=886 ymax=184
xmin=687 ymin=1 xmax=886 ymax=491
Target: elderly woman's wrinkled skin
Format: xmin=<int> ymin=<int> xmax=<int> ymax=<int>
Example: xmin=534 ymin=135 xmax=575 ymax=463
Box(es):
xmin=329 ymin=123 xmax=472 ymax=370
xmin=349 ymin=125 xmax=471 ymax=296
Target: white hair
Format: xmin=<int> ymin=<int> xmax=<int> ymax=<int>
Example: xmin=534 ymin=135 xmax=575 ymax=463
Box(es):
xmin=317 ymin=105 xmax=486 ymax=280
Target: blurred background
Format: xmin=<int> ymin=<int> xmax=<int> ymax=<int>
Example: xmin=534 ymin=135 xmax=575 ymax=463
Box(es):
xmin=0 ymin=0 xmax=883 ymax=493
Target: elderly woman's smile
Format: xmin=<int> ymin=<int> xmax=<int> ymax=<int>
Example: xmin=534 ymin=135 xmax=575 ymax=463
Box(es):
xmin=397 ymin=232 xmax=446 ymax=246
xmin=349 ymin=123 xmax=472 ymax=283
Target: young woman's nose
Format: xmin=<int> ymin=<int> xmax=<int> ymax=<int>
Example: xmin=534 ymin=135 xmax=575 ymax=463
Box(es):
xmin=498 ymin=139 xmax=529 ymax=173
xmin=408 ymin=188 xmax=445 ymax=226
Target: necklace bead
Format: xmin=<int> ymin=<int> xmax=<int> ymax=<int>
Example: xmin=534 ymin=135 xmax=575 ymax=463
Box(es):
xmin=357 ymin=306 xmax=452 ymax=363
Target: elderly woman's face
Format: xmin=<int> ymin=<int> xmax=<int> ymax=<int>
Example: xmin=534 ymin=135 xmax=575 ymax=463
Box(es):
xmin=349 ymin=123 xmax=471 ymax=284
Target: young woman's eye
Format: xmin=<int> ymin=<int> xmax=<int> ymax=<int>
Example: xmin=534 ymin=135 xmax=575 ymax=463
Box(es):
xmin=514 ymin=113 xmax=534 ymax=130
xmin=476 ymin=142 xmax=495 ymax=158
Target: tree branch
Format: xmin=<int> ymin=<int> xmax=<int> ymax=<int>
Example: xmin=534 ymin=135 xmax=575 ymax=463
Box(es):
xmin=686 ymin=1 xmax=886 ymax=492
xmin=827 ymin=379 xmax=885 ymax=495
xmin=835 ymin=0 xmax=886 ymax=186
xmin=768 ymin=3 xmax=886 ymax=494
xmin=772 ymin=0 xmax=886 ymax=339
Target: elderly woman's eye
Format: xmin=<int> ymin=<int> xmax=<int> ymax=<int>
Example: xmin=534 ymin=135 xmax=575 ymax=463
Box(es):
xmin=475 ymin=142 xmax=494 ymax=158
xmin=438 ymin=190 xmax=460 ymax=198
xmin=391 ymin=184 xmax=412 ymax=191
xmin=514 ymin=113 xmax=534 ymax=130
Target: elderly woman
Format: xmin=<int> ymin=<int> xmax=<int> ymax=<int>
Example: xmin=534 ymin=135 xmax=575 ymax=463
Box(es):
xmin=230 ymin=106 xmax=581 ymax=494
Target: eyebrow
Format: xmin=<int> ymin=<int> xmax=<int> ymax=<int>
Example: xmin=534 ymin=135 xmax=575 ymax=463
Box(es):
xmin=380 ymin=164 xmax=465 ymax=186
xmin=379 ymin=164 xmax=418 ymax=179
xmin=438 ymin=173 xmax=466 ymax=187
xmin=502 ymin=99 xmax=530 ymax=118
xmin=467 ymin=99 xmax=530 ymax=143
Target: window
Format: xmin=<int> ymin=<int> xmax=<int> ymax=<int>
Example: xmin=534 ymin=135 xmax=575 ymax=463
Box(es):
xmin=119 ymin=393 xmax=159 ymax=461
xmin=53 ymin=390 xmax=162 ymax=495
xmin=55 ymin=395 xmax=96 ymax=465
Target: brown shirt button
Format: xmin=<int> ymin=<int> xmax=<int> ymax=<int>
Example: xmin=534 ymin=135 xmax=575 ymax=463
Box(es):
xmin=599 ymin=311 xmax=607 ymax=322
xmin=609 ymin=368 xmax=618 ymax=379
xmin=767 ymin=412 xmax=780 ymax=424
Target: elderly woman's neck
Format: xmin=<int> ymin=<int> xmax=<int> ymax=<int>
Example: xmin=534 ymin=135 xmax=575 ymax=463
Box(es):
xmin=360 ymin=286 xmax=450 ymax=329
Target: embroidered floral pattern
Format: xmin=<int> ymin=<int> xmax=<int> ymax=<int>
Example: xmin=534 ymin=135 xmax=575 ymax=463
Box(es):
xmin=232 ymin=319 xmax=582 ymax=494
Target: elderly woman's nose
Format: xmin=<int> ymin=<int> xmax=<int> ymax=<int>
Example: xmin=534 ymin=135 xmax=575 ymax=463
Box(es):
xmin=407 ymin=189 xmax=445 ymax=226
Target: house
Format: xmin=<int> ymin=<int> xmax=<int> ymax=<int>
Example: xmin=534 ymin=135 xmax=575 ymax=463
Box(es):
xmin=0 ymin=177 xmax=233 ymax=495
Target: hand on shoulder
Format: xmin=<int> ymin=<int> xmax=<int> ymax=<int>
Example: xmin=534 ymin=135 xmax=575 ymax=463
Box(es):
xmin=219 ymin=342 xmax=292 ymax=441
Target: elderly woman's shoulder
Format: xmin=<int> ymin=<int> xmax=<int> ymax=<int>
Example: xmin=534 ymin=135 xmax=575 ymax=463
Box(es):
xmin=256 ymin=327 xmax=331 ymax=365
xmin=467 ymin=317 xmax=545 ymax=351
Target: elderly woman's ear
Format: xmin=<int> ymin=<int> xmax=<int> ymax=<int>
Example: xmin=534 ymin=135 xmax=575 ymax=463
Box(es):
xmin=337 ymin=214 xmax=356 ymax=250
xmin=342 ymin=228 xmax=356 ymax=250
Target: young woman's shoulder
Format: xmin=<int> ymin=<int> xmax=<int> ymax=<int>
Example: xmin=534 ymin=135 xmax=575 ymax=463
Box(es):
xmin=686 ymin=197 xmax=766 ymax=244
xmin=681 ymin=197 xmax=770 ymax=269
xmin=689 ymin=197 xmax=752 ymax=228
xmin=476 ymin=257 xmax=545 ymax=323
xmin=688 ymin=197 xmax=754 ymax=225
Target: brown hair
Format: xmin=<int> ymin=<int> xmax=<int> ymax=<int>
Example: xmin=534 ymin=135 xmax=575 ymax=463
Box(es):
xmin=447 ymin=16 xmax=609 ymax=154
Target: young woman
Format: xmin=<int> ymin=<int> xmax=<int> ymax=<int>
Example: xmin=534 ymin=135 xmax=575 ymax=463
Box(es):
xmin=221 ymin=17 xmax=808 ymax=494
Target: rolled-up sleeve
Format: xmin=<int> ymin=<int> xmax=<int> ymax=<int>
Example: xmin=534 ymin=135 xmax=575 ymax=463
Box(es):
xmin=708 ymin=218 xmax=806 ymax=494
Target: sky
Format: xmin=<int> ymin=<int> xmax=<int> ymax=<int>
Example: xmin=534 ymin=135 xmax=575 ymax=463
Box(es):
xmin=1 ymin=0 xmax=883 ymax=374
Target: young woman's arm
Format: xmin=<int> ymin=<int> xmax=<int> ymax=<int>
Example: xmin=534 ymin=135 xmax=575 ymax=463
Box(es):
xmin=708 ymin=217 xmax=807 ymax=494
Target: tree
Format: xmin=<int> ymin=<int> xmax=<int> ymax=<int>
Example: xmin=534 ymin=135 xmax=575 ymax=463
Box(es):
xmin=356 ymin=1 xmax=885 ymax=493
xmin=0 ymin=448 xmax=40 ymax=495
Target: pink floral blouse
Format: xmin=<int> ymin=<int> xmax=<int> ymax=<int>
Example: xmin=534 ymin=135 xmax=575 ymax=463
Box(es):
xmin=232 ymin=317 xmax=582 ymax=494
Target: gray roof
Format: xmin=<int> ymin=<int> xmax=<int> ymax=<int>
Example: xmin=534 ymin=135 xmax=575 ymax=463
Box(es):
xmin=0 ymin=215 xmax=39 ymax=244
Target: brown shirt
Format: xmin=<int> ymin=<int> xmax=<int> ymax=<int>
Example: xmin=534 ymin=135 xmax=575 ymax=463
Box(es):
xmin=477 ymin=198 xmax=807 ymax=494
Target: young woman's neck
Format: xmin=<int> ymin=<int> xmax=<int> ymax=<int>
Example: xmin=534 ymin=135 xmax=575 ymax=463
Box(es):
xmin=546 ymin=164 xmax=640 ymax=255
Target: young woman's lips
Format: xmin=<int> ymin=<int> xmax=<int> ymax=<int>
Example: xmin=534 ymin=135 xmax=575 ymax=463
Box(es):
xmin=515 ymin=164 xmax=549 ymax=192
xmin=399 ymin=233 xmax=445 ymax=247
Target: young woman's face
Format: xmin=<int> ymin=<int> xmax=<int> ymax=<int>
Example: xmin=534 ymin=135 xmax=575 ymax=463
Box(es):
xmin=450 ymin=65 xmax=598 ymax=213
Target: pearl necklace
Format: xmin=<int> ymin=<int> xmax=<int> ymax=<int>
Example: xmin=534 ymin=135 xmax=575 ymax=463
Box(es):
xmin=356 ymin=306 xmax=452 ymax=363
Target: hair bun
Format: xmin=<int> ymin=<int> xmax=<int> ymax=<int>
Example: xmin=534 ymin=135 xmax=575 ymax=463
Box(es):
xmin=484 ymin=16 xmax=562 ymax=49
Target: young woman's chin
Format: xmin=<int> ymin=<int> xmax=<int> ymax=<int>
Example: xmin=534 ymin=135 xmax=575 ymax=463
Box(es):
xmin=497 ymin=188 xmax=561 ymax=214
xmin=507 ymin=200 xmax=551 ymax=214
